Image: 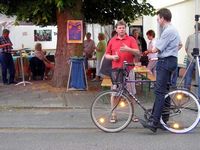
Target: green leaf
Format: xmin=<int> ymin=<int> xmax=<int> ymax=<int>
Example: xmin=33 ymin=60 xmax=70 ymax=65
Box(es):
xmin=0 ymin=0 xmax=155 ymax=26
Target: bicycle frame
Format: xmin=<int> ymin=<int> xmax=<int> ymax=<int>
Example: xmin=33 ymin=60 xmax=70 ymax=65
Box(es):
xmin=111 ymin=61 xmax=153 ymax=118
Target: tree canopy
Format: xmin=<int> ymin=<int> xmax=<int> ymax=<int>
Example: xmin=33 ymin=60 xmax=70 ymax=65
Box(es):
xmin=0 ymin=0 xmax=155 ymax=26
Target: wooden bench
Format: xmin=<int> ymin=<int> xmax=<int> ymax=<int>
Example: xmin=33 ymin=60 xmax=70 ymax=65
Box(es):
xmin=101 ymin=76 xmax=112 ymax=87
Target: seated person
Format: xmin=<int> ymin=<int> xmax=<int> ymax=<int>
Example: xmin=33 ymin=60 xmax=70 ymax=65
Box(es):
xmin=29 ymin=56 xmax=45 ymax=80
xmin=34 ymin=43 xmax=54 ymax=79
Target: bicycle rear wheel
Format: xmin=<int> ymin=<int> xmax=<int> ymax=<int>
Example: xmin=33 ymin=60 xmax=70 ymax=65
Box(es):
xmin=161 ymin=89 xmax=200 ymax=133
xmin=90 ymin=90 xmax=133 ymax=133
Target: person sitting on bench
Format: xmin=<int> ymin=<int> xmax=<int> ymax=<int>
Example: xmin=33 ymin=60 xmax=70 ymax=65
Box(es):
xmin=34 ymin=43 xmax=54 ymax=80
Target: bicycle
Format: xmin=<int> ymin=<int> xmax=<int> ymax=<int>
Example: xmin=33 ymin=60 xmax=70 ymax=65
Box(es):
xmin=90 ymin=61 xmax=200 ymax=133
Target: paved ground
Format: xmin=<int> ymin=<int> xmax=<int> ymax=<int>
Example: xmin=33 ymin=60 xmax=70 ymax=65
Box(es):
xmin=0 ymin=79 xmax=154 ymax=109
xmin=0 ymin=80 xmax=99 ymax=108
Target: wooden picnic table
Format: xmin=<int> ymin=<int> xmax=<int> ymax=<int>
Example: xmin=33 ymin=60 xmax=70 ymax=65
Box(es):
xmin=133 ymin=66 xmax=156 ymax=81
xmin=101 ymin=66 xmax=156 ymax=90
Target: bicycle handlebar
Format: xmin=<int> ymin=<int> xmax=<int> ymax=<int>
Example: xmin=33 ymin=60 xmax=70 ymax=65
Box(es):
xmin=123 ymin=61 xmax=135 ymax=69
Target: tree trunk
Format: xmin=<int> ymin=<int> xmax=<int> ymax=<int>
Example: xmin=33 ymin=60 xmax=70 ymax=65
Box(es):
xmin=52 ymin=0 xmax=83 ymax=87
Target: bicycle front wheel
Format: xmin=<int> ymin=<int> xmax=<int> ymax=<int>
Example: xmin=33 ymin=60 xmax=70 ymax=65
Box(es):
xmin=90 ymin=90 xmax=133 ymax=133
xmin=161 ymin=89 xmax=200 ymax=133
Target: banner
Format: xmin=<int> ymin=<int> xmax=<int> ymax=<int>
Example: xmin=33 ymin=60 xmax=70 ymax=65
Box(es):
xmin=67 ymin=20 xmax=83 ymax=43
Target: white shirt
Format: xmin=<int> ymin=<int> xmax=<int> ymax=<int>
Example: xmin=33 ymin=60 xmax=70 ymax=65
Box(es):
xmin=147 ymin=38 xmax=158 ymax=60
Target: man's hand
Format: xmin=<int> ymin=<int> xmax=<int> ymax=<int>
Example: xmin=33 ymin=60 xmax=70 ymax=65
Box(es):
xmin=112 ymin=52 xmax=119 ymax=61
xmin=5 ymin=43 xmax=12 ymax=47
xmin=120 ymin=43 xmax=140 ymax=56
xmin=143 ymin=50 xmax=149 ymax=55
xmin=120 ymin=43 xmax=130 ymax=52
xmin=105 ymin=53 xmax=119 ymax=61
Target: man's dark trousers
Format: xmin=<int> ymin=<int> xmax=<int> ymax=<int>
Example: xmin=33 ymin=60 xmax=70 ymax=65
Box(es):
xmin=1 ymin=53 xmax=15 ymax=84
xmin=152 ymin=56 xmax=177 ymax=124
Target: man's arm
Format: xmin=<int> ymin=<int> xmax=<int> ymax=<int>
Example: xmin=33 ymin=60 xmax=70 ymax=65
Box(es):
xmin=0 ymin=37 xmax=13 ymax=49
xmin=151 ymin=48 xmax=159 ymax=53
xmin=0 ymin=43 xmax=12 ymax=48
xmin=120 ymin=43 xmax=140 ymax=56
xmin=105 ymin=41 xmax=119 ymax=61
xmin=145 ymin=41 xmax=182 ymax=54
xmin=144 ymin=47 xmax=159 ymax=54
xmin=105 ymin=53 xmax=119 ymax=61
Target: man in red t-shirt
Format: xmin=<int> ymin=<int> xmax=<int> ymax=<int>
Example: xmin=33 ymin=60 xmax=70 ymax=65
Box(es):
xmin=106 ymin=21 xmax=139 ymax=68
xmin=105 ymin=20 xmax=140 ymax=123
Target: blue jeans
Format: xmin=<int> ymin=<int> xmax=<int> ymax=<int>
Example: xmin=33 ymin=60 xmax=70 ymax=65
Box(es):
xmin=171 ymin=67 xmax=178 ymax=86
xmin=184 ymin=59 xmax=200 ymax=97
xmin=1 ymin=53 xmax=15 ymax=84
xmin=152 ymin=56 xmax=177 ymax=123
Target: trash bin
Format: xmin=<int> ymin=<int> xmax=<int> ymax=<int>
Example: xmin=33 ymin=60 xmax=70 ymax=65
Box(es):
xmin=67 ymin=57 xmax=88 ymax=90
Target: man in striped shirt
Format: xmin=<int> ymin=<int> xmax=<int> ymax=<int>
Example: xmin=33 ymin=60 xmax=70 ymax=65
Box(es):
xmin=0 ymin=29 xmax=15 ymax=84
